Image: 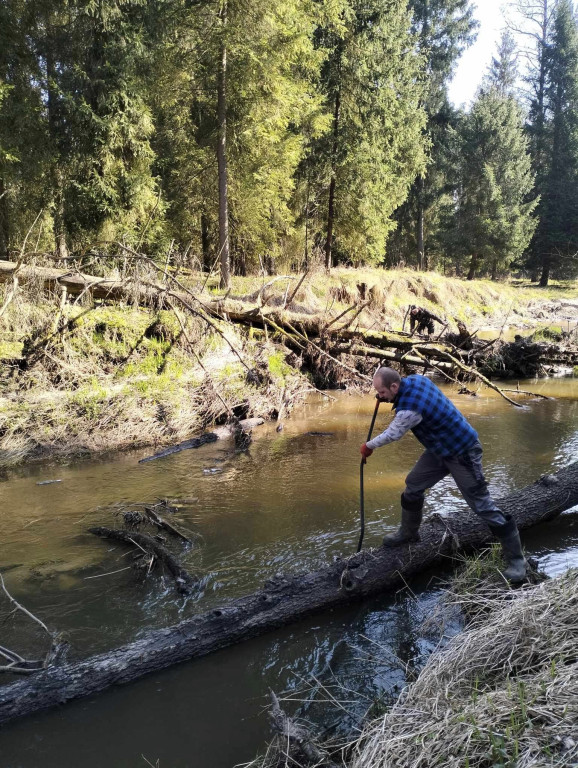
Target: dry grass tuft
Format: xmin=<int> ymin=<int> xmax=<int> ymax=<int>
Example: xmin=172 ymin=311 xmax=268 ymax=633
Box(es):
xmin=330 ymin=283 xmax=358 ymax=306
xmin=351 ymin=568 xmax=578 ymax=768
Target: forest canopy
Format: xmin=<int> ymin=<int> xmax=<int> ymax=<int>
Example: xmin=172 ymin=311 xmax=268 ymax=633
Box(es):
xmin=1 ymin=0 xmax=577 ymax=286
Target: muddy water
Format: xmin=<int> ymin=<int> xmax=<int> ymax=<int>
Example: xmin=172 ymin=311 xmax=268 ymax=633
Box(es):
xmin=1 ymin=376 xmax=578 ymax=768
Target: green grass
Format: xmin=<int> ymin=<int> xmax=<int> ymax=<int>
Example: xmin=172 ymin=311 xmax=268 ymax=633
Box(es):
xmin=0 ymin=340 xmax=23 ymax=359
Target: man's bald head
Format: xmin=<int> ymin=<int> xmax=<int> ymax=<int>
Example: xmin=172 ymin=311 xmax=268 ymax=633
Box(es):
xmin=373 ymin=367 xmax=401 ymax=402
xmin=374 ymin=367 xmax=401 ymax=388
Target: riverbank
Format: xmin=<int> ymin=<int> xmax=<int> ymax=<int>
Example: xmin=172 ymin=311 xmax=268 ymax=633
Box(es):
xmin=350 ymin=558 xmax=578 ymax=768
xmin=1 ymin=264 xmax=577 ymax=468
xmin=246 ymin=553 xmax=578 ymax=768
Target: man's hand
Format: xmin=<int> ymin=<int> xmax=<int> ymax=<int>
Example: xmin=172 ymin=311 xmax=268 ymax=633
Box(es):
xmin=360 ymin=443 xmax=373 ymax=462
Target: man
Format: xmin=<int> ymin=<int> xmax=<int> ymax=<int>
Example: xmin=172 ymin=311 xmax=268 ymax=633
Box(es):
xmin=359 ymin=367 xmax=527 ymax=581
xmin=409 ymin=305 xmax=443 ymax=337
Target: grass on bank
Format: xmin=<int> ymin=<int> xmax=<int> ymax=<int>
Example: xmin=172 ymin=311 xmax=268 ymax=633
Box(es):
xmin=1 ymin=264 xmax=576 ymax=467
xmin=351 ymin=558 xmax=578 ymax=768
xmin=203 ymin=267 xmax=578 ymax=330
xmin=242 ymin=552 xmax=578 ymax=768
xmin=0 ymin=284 xmax=308 ymax=466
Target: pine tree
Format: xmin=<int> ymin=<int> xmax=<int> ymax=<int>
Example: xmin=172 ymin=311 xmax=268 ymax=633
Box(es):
xmin=456 ymin=71 xmax=538 ymax=280
xmin=533 ymin=0 xmax=578 ymax=285
xmin=305 ymin=0 xmax=428 ymax=269
xmin=389 ymin=0 xmax=478 ymax=270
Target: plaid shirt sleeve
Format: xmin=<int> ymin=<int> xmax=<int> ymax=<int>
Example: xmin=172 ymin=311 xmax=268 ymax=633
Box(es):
xmin=367 ymin=410 xmax=423 ymax=449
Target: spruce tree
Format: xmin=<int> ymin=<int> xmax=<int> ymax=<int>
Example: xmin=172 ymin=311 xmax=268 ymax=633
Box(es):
xmin=456 ymin=63 xmax=538 ymax=280
xmin=307 ymin=0 xmax=428 ymax=269
xmin=150 ymin=0 xmax=326 ymax=280
xmin=0 ymin=0 xmax=52 ymax=257
xmin=533 ymin=0 xmax=578 ymax=284
xmin=389 ymin=0 xmax=478 ymax=270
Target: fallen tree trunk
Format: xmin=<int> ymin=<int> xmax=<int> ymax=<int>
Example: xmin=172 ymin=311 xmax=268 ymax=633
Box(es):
xmin=5 ymin=259 xmax=576 ymax=375
xmin=0 ymin=463 xmax=577 ymax=725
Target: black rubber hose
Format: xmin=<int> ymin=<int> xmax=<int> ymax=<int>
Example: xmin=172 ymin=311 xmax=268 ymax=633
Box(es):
xmin=357 ymin=397 xmax=381 ymax=553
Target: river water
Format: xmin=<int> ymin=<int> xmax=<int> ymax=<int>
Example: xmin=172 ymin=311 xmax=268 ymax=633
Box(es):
xmin=1 ymin=376 xmax=578 ymax=768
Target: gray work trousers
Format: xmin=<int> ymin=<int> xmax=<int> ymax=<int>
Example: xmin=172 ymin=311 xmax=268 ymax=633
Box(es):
xmin=403 ymin=441 xmax=506 ymax=527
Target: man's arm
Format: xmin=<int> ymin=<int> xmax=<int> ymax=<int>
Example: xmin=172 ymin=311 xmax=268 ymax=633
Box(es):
xmin=366 ymin=410 xmax=422 ymax=449
xmin=427 ymin=310 xmax=444 ymax=324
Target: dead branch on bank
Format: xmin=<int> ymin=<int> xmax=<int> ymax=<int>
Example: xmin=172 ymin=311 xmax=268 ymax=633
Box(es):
xmin=264 ymin=690 xmax=339 ymax=768
xmin=261 ymin=315 xmax=372 ymax=384
xmin=3 ymin=256 xmax=578 ymax=397
xmin=416 ymin=345 xmax=525 ymax=407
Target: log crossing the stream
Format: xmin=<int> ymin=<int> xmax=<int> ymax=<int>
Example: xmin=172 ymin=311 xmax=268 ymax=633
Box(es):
xmin=1 ymin=462 xmax=578 ymax=725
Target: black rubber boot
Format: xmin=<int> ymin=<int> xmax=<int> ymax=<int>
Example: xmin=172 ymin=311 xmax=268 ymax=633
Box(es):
xmin=499 ymin=529 xmax=527 ymax=582
xmin=383 ymin=495 xmax=423 ymax=547
xmin=490 ymin=515 xmax=527 ymax=582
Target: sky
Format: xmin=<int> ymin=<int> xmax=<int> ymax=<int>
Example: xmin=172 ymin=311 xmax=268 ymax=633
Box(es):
xmin=448 ymin=0 xmax=508 ymax=108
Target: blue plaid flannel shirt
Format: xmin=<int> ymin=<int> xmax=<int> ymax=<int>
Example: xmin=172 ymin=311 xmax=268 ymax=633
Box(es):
xmin=393 ymin=375 xmax=478 ymax=457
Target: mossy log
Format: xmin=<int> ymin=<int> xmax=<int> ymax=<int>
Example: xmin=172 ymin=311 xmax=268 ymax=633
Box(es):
xmin=0 ymin=463 xmax=577 ymax=725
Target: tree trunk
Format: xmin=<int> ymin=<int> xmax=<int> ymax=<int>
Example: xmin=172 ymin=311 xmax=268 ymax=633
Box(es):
xmin=534 ymin=0 xmax=549 ymax=176
xmin=52 ymin=169 xmax=69 ymax=262
xmin=201 ymin=210 xmax=211 ymax=272
xmin=0 ymin=465 xmax=577 ymax=725
xmin=304 ymin=170 xmax=311 ymax=270
xmin=467 ymin=253 xmax=477 ymax=280
xmin=217 ymin=5 xmax=231 ymax=290
xmin=324 ymin=89 xmax=341 ymax=271
xmin=0 ymin=260 xmax=160 ymax=302
xmin=46 ymin=44 xmax=69 ymax=261
xmin=416 ymin=175 xmax=425 ymax=270
xmin=539 ymin=258 xmax=550 ymax=287
xmin=0 ymin=175 xmax=9 ymax=259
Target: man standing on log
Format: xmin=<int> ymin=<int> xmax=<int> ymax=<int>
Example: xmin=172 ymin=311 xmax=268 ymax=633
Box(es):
xmin=359 ymin=367 xmax=527 ymax=581
xmin=409 ymin=305 xmax=443 ymax=337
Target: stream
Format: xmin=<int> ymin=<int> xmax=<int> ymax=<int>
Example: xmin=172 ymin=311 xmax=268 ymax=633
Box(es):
xmin=1 ymin=376 xmax=578 ymax=768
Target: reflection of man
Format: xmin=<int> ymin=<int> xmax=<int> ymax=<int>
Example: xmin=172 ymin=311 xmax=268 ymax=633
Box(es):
xmin=409 ymin=305 xmax=443 ymax=337
xmin=359 ymin=367 xmax=527 ymax=582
